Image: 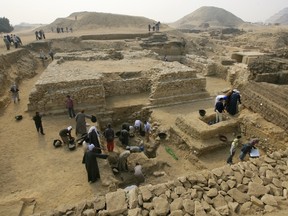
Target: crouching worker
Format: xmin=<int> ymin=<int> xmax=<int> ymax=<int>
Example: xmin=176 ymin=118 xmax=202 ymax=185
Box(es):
xmin=134 ymin=163 xmax=145 ymax=186
xmin=239 ymin=139 xmax=259 ymax=161
xmin=59 ymin=126 xmax=73 ymax=144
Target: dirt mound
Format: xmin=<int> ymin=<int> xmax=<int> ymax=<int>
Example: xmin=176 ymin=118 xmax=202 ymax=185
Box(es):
xmin=40 ymin=11 xmax=157 ymax=32
xmin=170 ymin=6 xmax=244 ymax=29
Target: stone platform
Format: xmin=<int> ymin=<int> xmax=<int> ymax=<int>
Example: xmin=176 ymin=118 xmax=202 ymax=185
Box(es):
xmin=170 ymin=108 xmax=240 ymax=155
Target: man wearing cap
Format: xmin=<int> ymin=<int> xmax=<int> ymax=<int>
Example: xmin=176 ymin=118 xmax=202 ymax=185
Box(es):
xmin=59 ymin=126 xmax=73 ymax=144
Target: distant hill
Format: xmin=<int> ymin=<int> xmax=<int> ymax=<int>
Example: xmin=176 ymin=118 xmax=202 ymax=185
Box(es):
xmin=39 ymin=11 xmax=159 ymax=32
xmin=266 ymin=7 xmax=288 ymax=25
xmin=170 ymin=6 xmax=245 ymax=29
xmin=13 ymin=23 xmax=43 ymax=33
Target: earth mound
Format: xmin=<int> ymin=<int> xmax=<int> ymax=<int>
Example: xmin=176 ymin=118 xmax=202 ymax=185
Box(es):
xmin=170 ymin=6 xmax=245 ymax=29
xmin=40 ymin=11 xmax=158 ymax=32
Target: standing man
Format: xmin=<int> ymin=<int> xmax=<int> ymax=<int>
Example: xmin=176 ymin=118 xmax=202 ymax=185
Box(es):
xmin=104 ymin=123 xmax=115 ymax=152
xmin=10 ymin=83 xmax=20 ymax=103
xmin=65 ymin=95 xmax=76 ymax=119
xmin=48 ymin=49 xmax=54 ymax=60
xmin=144 ymin=120 xmax=151 ymax=142
xmin=3 ymin=36 xmax=10 ymax=50
xmin=215 ymin=98 xmax=225 ymax=123
xmin=75 ymin=110 xmax=91 ymax=136
xmin=32 ymin=112 xmax=45 ymax=135
xmin=226 ymin=135 xmax=241 ymax=164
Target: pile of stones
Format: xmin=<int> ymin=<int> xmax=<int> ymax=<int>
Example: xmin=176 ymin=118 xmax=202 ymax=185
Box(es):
xmin=33 ymin=149 xmax=288 ymax=216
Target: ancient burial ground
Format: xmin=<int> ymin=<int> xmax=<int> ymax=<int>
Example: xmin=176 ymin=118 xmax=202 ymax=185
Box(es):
xmin=1 ymin=27 xmax=288 ymax=215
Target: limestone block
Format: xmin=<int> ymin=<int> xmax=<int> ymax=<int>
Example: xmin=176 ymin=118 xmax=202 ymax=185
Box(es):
xmin=261 ymin=194 xmax=278 ymax=206
xmin=170 ymin=198 xmax=183 ymax=211
xmin=228 ymin=202 xmax=239 ymax=213
xmin=175 ymin=186 xmax=186 ymax=196
xmin=194 ymin=200 xmax=206 ymax=216
xmin=150 ymin=183 xmax=167 ymax=196
xmin=170 ymin=210 xmax=184 ymax=216
xmin=207 ymin=188 xmax=218 ymax=198
xmin=245 ymin=170 xmax=254 ymax=178
xmin=239 ymin=201 xmax=252 ymax=214
xmin=128 ymin=208 xmax=142 ymax=216
xmin=128 ymin=187 xmax=139 ymax=209
xmin=264 ymin=205 xmax=275 ymax=213
xmin=139 ymin=186 xmax=152 ymax=202
xmin=227 ymin=188 xmax=250 ymax=204
xmin=272 ymin=178 xmax=282 ymax=188
xmin=106 ymin=189 xmax=127 ymax=215
xmin=251 ymin=196 xmax=264 ymax=208
xmin=220 ymin=181 xmax=229 ymax=192
xmin=234 ymin=172 xmax=243 ymax=184
xmin=226 ymin=180 xmax=236 ymax=189
xmin=201 ymin=200 xmax=211 ymax=211
xmin=183 ymin=199 xmax=195 ymax=213
xmin=208 ymin=178 xmax=217 ymax=187
xmin=251 ymin=175 xmax=263 ymax=185
xmin=143 ymin=202 xmax=153 ymax=211
xmin=93 ymin=196 xmax=106 ymax=211
xmin=83 ymin=209 xmax=96 ymax=216
xmin=212 ymin=194 xmax=227 ymax=209
xmin=152 ymin=197 xmax=169 ymax=216
xmin=247 ymin=182 xmax=269 ymax=197
xmin=216 ymin=205 xmax=229 ymax=216
xmin=236 ymin=184 xmax=248 ymax=193
xmin=266 ymin=170 xmax=278 ymax=180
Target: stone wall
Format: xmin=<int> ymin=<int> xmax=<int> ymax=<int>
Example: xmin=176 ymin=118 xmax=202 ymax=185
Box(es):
xmin=240 ymin=82 xmax=288 ymax=130
xmin=33 ymin=149 xmax=288 ymax=216
xmin=149 ymin=62 xmax=210 ymax=106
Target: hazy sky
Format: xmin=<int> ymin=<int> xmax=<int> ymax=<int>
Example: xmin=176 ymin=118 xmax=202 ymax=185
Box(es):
xmin=1 ymin=0 xmax=287 ymax=25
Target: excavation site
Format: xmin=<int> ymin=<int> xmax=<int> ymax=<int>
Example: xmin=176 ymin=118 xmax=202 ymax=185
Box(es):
xmin=1 ymin=11 xmax=288 ymax=216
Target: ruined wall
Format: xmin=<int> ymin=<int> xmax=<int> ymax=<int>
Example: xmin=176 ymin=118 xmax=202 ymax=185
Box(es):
xmin=240 ymin=82 xmax=288 ymax=130
xmin=28 ymin=79 xmax=106 ymax=113
xmin=149 ymin=64 xmax=210 ymax=106
xmin=0 ymin=49 xmax=42 ymax=109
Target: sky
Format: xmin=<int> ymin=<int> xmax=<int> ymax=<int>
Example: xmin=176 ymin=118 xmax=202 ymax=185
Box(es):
xmin=1 ymin=0 xmax=287 ymax=25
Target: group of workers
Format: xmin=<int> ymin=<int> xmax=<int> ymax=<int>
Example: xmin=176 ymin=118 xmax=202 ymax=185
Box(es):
xmin=214 ymin=89 xmax=241 ymax=123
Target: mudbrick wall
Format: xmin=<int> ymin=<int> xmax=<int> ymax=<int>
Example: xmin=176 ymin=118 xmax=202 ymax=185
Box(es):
xmin=240 ymin=82 xmax=288 ymax=130
xmin=32 ymin=149 xmax=288 ymax=216
xmin=0 ymin=48 xmax=42 ymax=109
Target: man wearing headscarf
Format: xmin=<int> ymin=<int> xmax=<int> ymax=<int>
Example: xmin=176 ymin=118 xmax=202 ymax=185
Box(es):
xmin=82 ymin=145 xmax=101 ymax=183
xmin=59 ymin=126 xmax=73 ymax=144
xmin=88 ymin=126 xmax=102 ymax=153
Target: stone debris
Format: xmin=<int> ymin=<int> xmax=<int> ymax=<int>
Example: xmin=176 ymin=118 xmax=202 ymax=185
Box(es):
xmin=31 ymin=148 xmax=288 ymax=215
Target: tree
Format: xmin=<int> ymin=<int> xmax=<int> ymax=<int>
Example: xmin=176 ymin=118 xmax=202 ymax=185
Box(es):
xmin=0 ymin=17 xmax=14 ymax=33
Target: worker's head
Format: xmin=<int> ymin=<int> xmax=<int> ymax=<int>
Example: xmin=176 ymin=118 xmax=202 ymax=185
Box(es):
xmin=81 ymin=109 xmax=85 ymax=113
xmin=36 ymin=111 xmax=39 ymax=115
xmin=107 ymin=123 xmax=111 ymax=128
xmin=251 ymin=139 xmax=259 ymax=145
xmin=237 ymin=135 xmax=242 ymax=139
xmin=219 ymin=98 xmax=224 ymax=102
xmin=67 ymin=126 xmax=72 ymax=131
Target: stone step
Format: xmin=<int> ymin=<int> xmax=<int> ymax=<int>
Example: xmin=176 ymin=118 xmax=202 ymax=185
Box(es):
xmin=170 ymin=124 xmax=235 ymax=155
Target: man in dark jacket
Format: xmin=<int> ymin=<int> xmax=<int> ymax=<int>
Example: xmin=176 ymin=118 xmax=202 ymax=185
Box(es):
xmin=104 ymin=123 xmax=115 ymax=152
xmin=215 ymin=98 xmax=225 ymax=123
xmin=32 ymin=112 xmax=45 ymax=135
xmin=239 ymin=139 xmax=259 ymax=161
